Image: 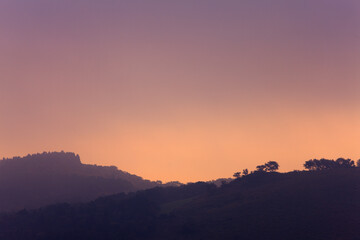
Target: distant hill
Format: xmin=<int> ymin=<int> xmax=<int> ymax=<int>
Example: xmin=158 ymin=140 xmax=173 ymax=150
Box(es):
xmin=207 ymin=177 xmax=233 ymax=187
xmin=0 ymin=152 xmax=161 ymax=211
xmin=0 ymin=167 xmax=359 ymax=239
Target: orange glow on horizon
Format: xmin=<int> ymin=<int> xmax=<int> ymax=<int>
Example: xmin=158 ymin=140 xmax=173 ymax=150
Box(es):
xmin=0 ymin=0 xmax=359 ymax=182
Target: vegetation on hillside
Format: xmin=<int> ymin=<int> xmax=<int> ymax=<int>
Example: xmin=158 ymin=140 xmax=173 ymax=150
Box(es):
xmin=0 ymin=157 xmax=359 ymax=240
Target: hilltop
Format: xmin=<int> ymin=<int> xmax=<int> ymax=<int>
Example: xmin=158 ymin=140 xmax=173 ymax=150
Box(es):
xmin=0 ymin=152 xmax=161 ymax=211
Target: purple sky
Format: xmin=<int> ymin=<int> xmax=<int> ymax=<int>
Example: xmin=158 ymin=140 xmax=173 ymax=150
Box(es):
xmin=0 ymin=0 xmax=359 ymax=182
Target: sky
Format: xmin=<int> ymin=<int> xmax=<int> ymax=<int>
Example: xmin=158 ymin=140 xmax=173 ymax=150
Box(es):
xmin=0 ymin=0 xmax=359 ymax=182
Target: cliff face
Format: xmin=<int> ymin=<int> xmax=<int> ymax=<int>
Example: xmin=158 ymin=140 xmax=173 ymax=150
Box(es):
xmin=0 ymin=152 xmax=159 ymax=212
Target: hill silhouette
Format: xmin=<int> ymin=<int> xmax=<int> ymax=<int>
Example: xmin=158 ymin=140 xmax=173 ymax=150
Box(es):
xmin=0 ymin=166 xmax=359 ymax=239
xmin=0 ymin=152 xmax=161 ymax=212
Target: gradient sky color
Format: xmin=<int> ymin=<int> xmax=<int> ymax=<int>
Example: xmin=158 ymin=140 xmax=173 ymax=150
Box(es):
xmin=0 ymin=0 xmax=359 ymax=182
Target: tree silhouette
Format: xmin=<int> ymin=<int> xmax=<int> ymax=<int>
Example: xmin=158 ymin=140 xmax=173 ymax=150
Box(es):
xmin=304 ymin=158 xmax=355 ymax=171
xmin=304 ymin=160 xmax=316 ymax=170
xmin=256 ymin=161 xmax=279 ymax=172
xmin=256 ymin=165 xmax=266 ymax=172
xmin=233 ymin=172 xmax=241 ymax=178
xmin=335 ymin=158 xmax=354 ymax=168
xmin=265 ymin=161 xmax=279 ymax=172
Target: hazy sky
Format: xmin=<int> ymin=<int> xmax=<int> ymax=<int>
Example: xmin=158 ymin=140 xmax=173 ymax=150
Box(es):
xmin=0 ymin=0 xmax=359 ymax=182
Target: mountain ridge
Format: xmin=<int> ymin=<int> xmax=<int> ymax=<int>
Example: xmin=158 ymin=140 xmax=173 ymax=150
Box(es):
xmin=0 ymin=151 xmax=161 ymax=212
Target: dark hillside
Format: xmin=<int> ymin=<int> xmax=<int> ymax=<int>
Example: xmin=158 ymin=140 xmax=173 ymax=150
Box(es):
xmin=0 ymin=168 xmax=359 ymax=240
xmin=165 ymin=169 xmax=360 ymax=239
